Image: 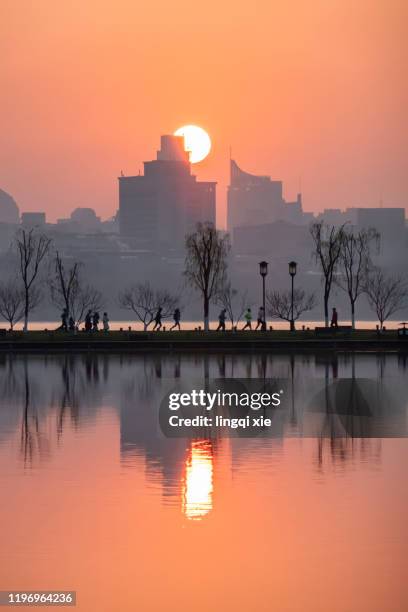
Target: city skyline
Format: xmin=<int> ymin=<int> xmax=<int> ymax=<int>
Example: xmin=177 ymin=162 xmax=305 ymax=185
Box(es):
xmin=1 ymin=131 xmax=407 ymax=230
xmin=1 ymin=0 xmax=407 ymax=227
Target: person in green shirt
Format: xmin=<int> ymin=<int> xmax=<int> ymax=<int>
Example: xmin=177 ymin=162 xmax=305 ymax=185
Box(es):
xmin=242 ymin=307 xmax=252 ymax=330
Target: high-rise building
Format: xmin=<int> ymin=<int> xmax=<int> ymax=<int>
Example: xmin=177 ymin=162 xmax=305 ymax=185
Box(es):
xmin=227 ymin=160 xmax=303 ymax=237
xmin=119 ymin=135 xmax=216 ymax=252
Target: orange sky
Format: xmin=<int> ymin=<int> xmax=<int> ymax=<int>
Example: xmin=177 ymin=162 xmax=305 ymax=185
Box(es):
xmin=1 ymin=0 xmax=407 ymax=227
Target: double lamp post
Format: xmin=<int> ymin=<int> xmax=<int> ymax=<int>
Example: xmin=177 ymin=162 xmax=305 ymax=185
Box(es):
xmin=259 ymin=260 xmax=297 ymax=331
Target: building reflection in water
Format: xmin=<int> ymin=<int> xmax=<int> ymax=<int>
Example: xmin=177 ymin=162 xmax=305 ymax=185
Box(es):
xmin=2 ymin=351 xmax=408 ymax=487
xmin=182 ymin=439 xmax=214 ymax=520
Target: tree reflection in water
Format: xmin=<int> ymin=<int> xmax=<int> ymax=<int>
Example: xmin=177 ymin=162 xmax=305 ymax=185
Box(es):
xmin=314 ymin=354 xmax=383 ymax=471
xmin=0 ymin=351 xmax=405 ymax=483
xmin=20 ymin=357 xmax=44 ymax=467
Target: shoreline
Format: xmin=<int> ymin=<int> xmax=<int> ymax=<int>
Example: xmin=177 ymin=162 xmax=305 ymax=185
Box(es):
xmin=0 ymin=329 xmax=407 ymax=353
xmin=5 ymin=319 xmax=406 ymax=332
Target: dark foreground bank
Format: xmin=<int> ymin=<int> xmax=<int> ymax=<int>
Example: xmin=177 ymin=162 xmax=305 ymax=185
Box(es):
xmin=0 ymin=329 xmax=407 ymax=352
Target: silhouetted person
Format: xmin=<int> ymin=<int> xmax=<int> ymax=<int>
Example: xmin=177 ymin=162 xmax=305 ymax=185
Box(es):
xmin=217 ymin=308 xmax=227 ymax=331
xmin=255 ymin=306 xmax=265 ymax=330
xmin=58 ymin=308 xmax=68 ymax=331
xmin=170 ymin=308 xmax=181 ymax=330
xmin=330 ymin=307 xmax=338 ymax=328
xmin=92 ymin=311 xmax=100 ymax=331
xmin=68 ymin=316 xmax=75 ymax=332
xmin=242 ymin=308 xmax=252 ymax=330
xmin=103 ymin=312 xmax=109 ymax=332
xmin=85 ymin=310 xmax=92 ymax=332
xmin=153 ymin=307 xmax=162 ymax=331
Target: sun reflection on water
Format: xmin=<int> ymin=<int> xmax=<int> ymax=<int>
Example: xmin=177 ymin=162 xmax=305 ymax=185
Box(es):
xmin=182 ymin=440 xmax=214 ymax=520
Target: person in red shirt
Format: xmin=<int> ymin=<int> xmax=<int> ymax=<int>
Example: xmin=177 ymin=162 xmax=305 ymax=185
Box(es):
xmin=330 ymin=307 xmax=338 ymax=328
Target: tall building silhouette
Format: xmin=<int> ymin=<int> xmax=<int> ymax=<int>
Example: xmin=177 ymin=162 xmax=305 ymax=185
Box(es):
xmin=227 ymin=159 xmax=303 ymax=237
xmin=119 ymin=135 xmax=216 ymax=252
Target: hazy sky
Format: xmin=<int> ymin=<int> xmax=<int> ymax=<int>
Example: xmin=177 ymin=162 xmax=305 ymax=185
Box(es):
xmin=1 ymin=0 xmax=407 ymax=226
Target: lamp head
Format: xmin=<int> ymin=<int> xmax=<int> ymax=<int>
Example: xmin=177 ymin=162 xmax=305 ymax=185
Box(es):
xmin=259 ymin=261 xmax=268 ymax=277
xmin=289 ymin=261 xmax=297 ymax=277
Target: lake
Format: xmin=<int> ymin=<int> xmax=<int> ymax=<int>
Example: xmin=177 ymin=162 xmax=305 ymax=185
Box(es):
xmin=0 ymin=352 xmax=407 ymax=611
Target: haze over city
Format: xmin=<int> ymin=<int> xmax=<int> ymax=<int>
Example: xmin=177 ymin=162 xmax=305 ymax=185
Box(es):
xmin=1 ymin=0 xmax=407 ymax=226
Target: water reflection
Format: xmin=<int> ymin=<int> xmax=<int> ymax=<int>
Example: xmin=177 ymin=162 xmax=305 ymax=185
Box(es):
xmin=182 ymin=440 xmax=214 ymax=520
xmin=315 ymin=437 xmax=382 ymax=473
xmin=1 ymin=352 xmax=408 ymax=611
xmin=20 ymin=358 xmax=44 ymax=467
xmin=0 ymin=351 xmax=407 ymax=481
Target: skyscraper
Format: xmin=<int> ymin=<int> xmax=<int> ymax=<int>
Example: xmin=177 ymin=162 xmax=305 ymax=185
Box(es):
xmin=227 ymin=159 xmax=303 ymax=237
xmin=119 ymin=135 xmax=216 ymax=252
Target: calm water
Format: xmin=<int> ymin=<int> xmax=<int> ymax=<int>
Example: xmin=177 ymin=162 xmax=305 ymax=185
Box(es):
xmin=0 ymin=352 xmax=407 ymax=611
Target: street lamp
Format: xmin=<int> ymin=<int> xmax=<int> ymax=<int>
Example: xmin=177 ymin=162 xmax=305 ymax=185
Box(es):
xmin=289 ymin=261 xmax=297 ymax=331
xmin=259 ymin=261 xmax=268 ymax=331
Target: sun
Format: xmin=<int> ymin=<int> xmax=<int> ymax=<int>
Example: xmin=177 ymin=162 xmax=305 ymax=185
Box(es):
xmin=174 ymin=125 xmax=211 ymax=163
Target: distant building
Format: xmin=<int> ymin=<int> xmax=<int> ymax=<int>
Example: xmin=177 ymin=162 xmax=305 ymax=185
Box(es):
xmin=0 ymin=189 xmax=19 ymax=224
xmin=21 ymin=212 xmax=46 ymax=228
xmin=233 ymin=220 xmax=311 ymax=259
xmin=352 ymin=207 xmax=404 ymax=233
xmin=317 ymin=206 xmax=406 ymax=234
xmin=118 ymin=135 xmax=216 ymax=251
xmin=316 ymin=208 xmax=354 ymax=226
xmin=227 ymin=160 xmax=304 ymax=237
xmin=316 ymin=206 xmax=407 ymax=264
xmin=56 ymin=208 xmax=102 ymax=233
xmin=353 ymin=207 xmax=406 ymax=261
xmin=71 ymin=207 xmax=101 ymax=230
xmin=302 ymin=211 xmax=315 ymax=225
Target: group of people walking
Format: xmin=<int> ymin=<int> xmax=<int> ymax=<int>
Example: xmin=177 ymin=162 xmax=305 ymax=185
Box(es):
xmin=58 ymin=308 xmax=76 ymax=332
xmin=153 ymin=305 xmax=266 ymax=331
xmin=58 ymin=309 xmax=110 ymax=332
xmin=152 ymin=307 xmax=181 ymax=331
xmin=59 ymin=305 xmax=340 ymax=332
xmin=217 ymin=306 xmax=266 ymax=331
xmin=84 ymin=310 xmax=110 ymax=332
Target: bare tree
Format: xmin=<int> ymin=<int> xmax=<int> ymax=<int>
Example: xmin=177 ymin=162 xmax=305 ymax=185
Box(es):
xmin=119 ymin=281 xmax=179 ymax=330
xmin=184 ymin=222 xmax=230 ymax=330
xmin=48 ymin=252 xmax=80 ymax=318
xmin=310 ymin=221 xmax=346 ymax=327
xmin=335 ymin=227 xmax=379 ymax=329
xmin=266 ymin=288 xmax=317 ymax=329
xmin=364 ymin=267 xmax=408 ymax=329
xmin=16 ymin=229 xmax=52 ymax=331
xmin=48 ymin=252 xmax=102 ymax=326
xmin=215 ymin=282 xmax=249 ymax=329
xmin=70 ymin=284 xmax=103 ymax=327
xmin=0 ymin=278 xmax=25 ymax=330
